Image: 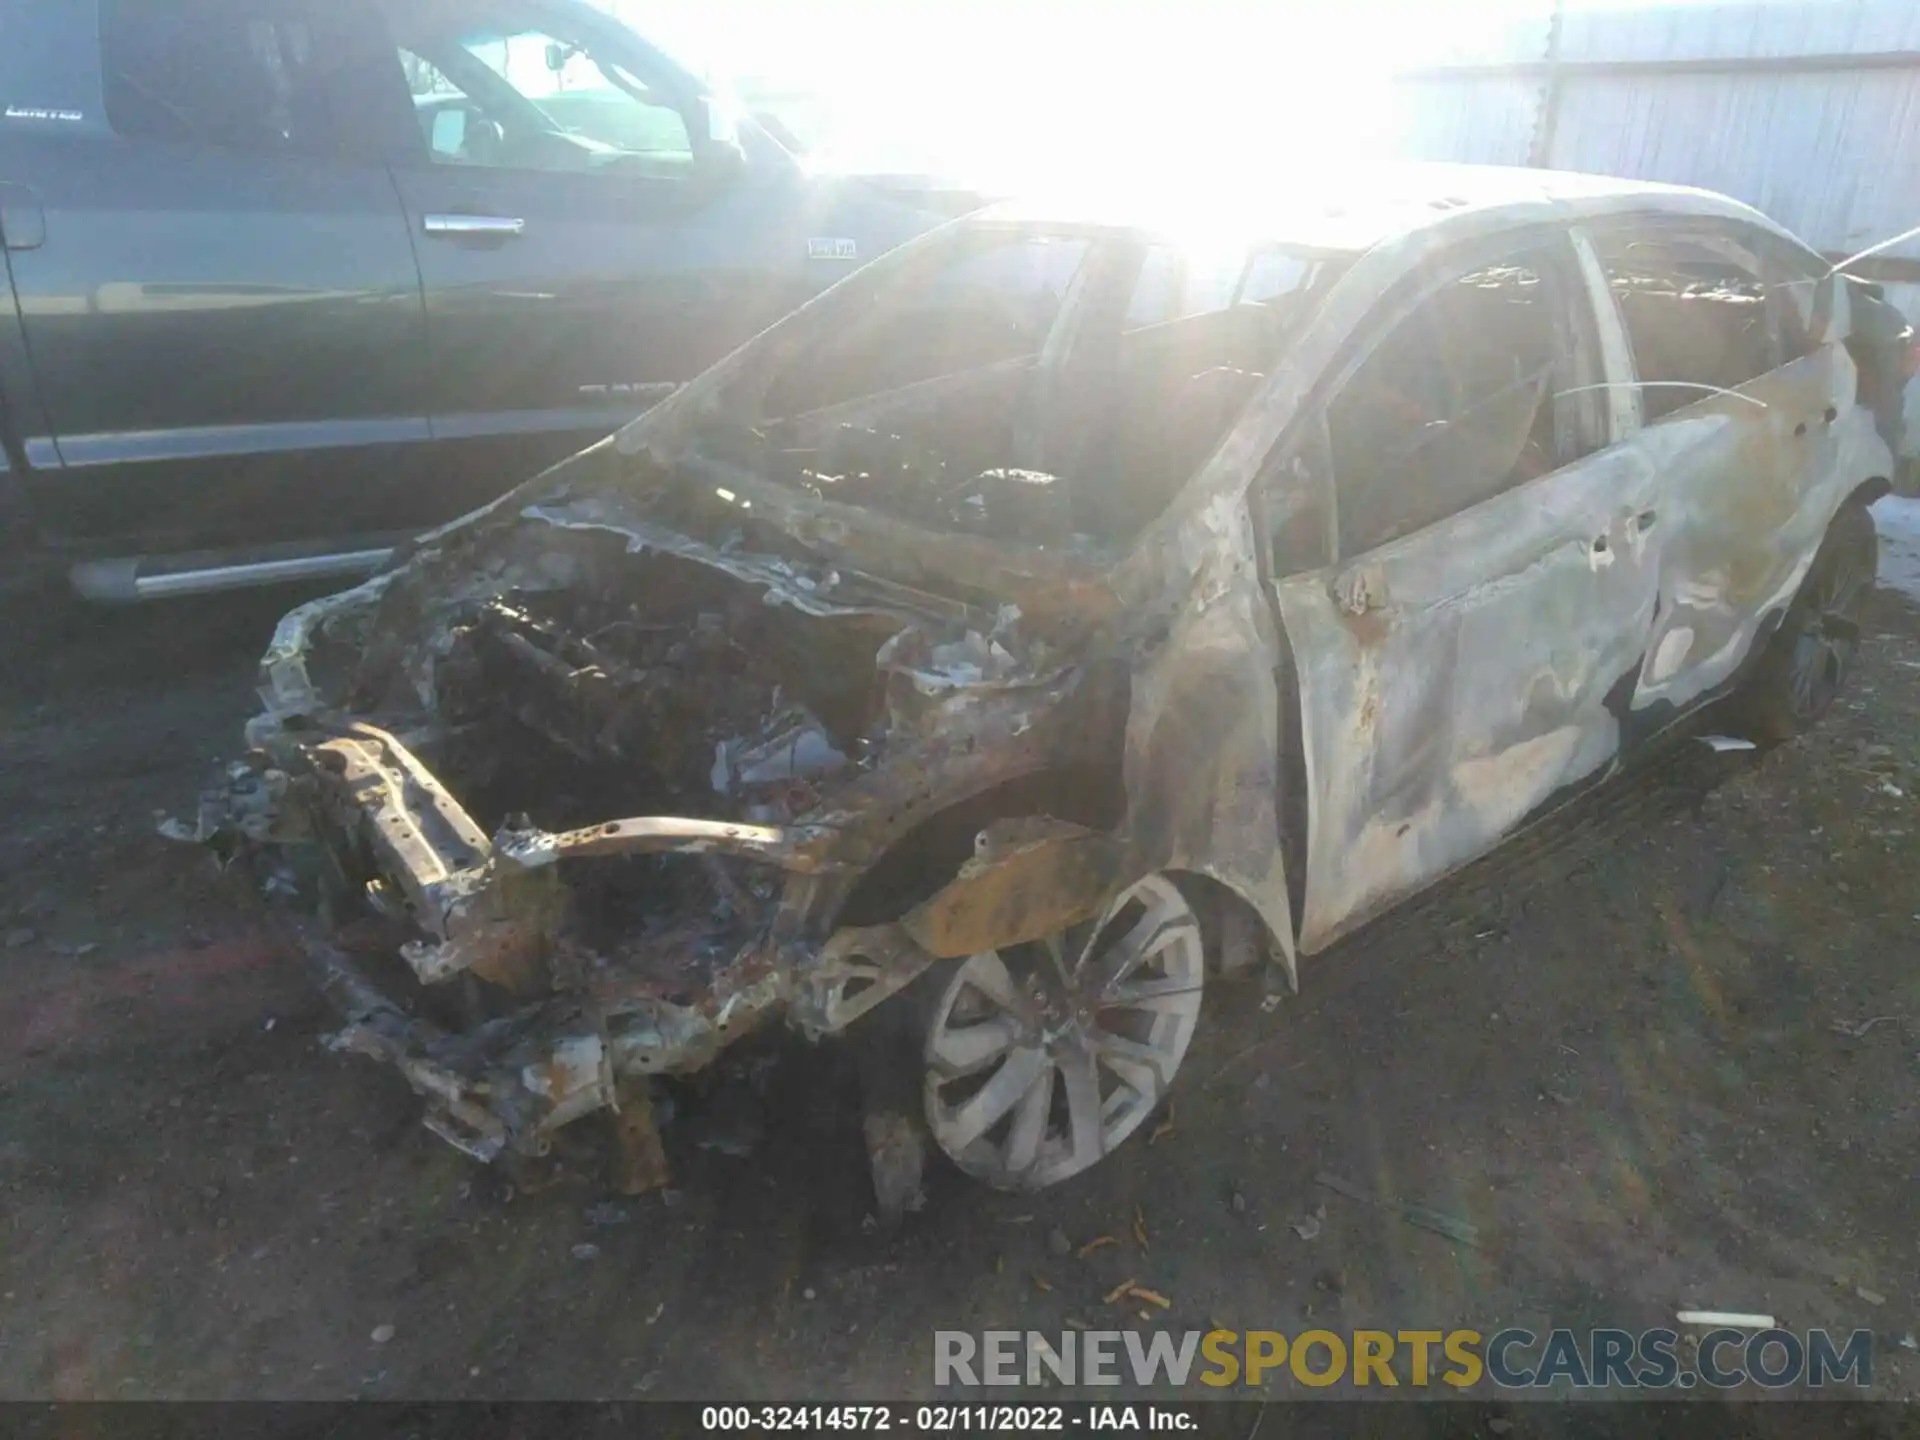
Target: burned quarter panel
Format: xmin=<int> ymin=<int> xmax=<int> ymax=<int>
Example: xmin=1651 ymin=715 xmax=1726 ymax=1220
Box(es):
xmin=1623 ymin=311 xmax=1889 ymax=713
xmin=1122 ymin=492 xmax=1298 ymax=983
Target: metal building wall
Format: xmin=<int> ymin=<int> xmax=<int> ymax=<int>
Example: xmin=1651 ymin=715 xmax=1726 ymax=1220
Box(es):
xmin=1392 ymin=0 xmax=1920 ymax=460
xmin=1390 ymin=0 xmax=1920 ymax=264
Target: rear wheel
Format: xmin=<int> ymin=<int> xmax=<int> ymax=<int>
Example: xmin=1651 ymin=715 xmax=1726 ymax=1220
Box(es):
xmin=1731 ymin=501 xmax=1876 ymax=743
xmin=922 ymin=874 xmax=1206 ymax=1191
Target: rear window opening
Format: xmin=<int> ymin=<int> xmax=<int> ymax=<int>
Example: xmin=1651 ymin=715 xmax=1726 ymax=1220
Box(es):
xmin=1593 ymin=231 xmax=1806 ymax=421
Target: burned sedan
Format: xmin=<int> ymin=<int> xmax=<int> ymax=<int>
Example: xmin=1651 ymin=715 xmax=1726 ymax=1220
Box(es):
xmin=213 ymin=166 xmax=1891 ymax=1208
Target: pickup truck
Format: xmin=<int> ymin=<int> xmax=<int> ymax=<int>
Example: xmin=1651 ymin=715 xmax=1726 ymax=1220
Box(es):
xmin=0 ymin=0 xmax=952 ymax=600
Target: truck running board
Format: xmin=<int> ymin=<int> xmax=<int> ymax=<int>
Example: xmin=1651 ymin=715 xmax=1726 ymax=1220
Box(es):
xmin=69 ymin=541 xmax=401 ymax=602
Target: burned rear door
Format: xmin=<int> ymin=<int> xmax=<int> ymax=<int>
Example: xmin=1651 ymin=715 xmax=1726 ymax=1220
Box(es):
xmin=1581 ymin=219 xmax=1886 ymax=717
xmin=1269 ymin=229 xmax=1665 ymax=953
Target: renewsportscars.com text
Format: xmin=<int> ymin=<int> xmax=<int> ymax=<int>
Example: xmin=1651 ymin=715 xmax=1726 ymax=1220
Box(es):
xmin=933 ymin=1327 xmax=1874 ymax=1390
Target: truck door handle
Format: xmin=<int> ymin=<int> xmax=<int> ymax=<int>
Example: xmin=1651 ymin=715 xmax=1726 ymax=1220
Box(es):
xmin=0 ymin=182 xmax=46 ymax=250
xmin=423 ymin=213 xmax=525 ymax=238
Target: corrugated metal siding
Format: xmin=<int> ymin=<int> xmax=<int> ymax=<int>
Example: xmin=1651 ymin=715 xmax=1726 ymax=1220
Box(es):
xmin=1544 ymin=68 xmax=1920 ymax=255
xmin=1391 ymin=0 xmax=1920 ymax=262
xmin=1392 ymin=77 xmax=1539 ymax=164
xmin=1555 ymin=0 xmax=1920 ymax=64
xmin=1410 ymin=0 xmax=1920 ymax=66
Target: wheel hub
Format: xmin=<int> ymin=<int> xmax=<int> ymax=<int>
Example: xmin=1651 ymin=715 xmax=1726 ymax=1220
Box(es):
xmin=922 ymin=873 xmax=1206 ymax=1191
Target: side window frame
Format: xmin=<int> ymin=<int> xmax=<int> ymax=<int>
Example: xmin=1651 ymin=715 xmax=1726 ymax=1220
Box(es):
xmin=1740 ymin=223 xmax=1836 ymax=357
xmin=375 ymin=0 xmax=703 ymax=183
xmin=1318 ymin=225 xmax=1604 ymax=561
xmin=99 ymin=0 xmax=352 ymax=160
xmin=97 ymin=0 xmax=412 ymax=163
xmin=1585 ymin=215 xmax=1809 ymax=423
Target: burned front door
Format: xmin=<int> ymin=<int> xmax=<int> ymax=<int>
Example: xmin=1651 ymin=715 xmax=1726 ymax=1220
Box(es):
xmin=1270 ymin=232 xmax=1665 ymax=953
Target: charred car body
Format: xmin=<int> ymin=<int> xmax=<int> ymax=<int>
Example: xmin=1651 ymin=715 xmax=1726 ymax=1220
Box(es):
xmin=212 ymin=165 xmax=1891 ymax=1206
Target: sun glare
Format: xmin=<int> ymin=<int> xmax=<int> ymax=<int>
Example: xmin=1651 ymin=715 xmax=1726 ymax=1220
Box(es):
xmin=607 ymin=0 xmax=1555 ymax=199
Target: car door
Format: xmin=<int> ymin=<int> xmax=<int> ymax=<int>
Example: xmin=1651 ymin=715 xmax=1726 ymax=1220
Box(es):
xmin=1582 ymin=218 xmax=1881 ymax=715
xmin=1268 ymin=227 xmax=1668 ymax=953
xmin=373 ymin=0 xmax=845 ymax=505
xmin=2 ymin=0 xmax=433 ymax=553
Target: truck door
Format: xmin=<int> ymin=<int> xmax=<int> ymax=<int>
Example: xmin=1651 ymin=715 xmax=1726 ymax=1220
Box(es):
xmin=372 ymin=0 xmax=863 ymax=495
xmin=0 ymin=0 xmax=435 ymax=552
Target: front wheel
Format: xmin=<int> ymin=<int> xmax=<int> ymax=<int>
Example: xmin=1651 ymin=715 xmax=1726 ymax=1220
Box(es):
xmin=1731 ymin=501 xmax=1877 ymax=743
xmin=922 ymin=874 xmax=1207 ymax=1191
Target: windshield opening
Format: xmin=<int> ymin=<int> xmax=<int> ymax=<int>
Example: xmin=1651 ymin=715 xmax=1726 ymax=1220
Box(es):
xmin=647 ymin=225 xmax=1337 ymax=578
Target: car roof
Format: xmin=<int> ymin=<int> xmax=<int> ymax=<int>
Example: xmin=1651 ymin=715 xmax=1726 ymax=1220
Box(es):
xmin=976 ymin=162 xmax=1785 ymax=257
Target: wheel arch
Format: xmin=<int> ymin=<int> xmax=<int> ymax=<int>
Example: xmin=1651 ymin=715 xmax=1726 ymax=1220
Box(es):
xmin=1162 ymin=867 xmax=1294 ymax=988
xmin=827 ymin=761 xmax=1129 ymax=933
xmin=1848 ymin=475 xmax=1892 ymax=510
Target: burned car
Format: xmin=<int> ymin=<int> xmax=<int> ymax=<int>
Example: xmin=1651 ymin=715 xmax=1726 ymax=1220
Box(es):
xmin=213 ymin=165 xmax=1891 ymax=1209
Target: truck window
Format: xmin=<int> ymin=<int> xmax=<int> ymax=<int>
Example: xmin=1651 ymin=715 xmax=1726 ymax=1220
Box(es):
xmin=385 ymin=7 xmax=694 ymax=179
xmin=100 ymin=0 xmax=353 ymax=155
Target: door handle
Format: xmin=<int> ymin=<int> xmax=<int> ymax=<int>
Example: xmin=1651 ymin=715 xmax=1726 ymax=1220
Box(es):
xmin=423 ymin=213 xmax=525 ymax=238
xmin=1331 ymin=564 xmax=1387 ymax=616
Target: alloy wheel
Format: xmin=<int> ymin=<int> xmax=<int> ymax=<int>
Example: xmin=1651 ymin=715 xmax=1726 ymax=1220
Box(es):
xmin=922 ymin=874 xmax=1205 ymax=1190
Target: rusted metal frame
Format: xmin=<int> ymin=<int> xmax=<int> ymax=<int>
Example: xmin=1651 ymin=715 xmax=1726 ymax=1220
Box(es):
xmin=790 ymin=691 xmax=1133 ymax=1033
xmin=296 ymin=721 xmax=841 ymax=996
xmin=308 ymin=722 xmax=490 ymax=924
xmin=512 ymin=814 xmax=839 ymax=872
xmin=792 ymin=922 xmax=933 ymax=1036
xmin=308 ymin=928 xmax=749 ymax=1161
xmin=304 ymin=934 xmax=519 ymax=1160
xmin=797 ymin=816 xmax=1125 ymax=1040
xmin=901 ymin=817 xmax=1124 ymax=960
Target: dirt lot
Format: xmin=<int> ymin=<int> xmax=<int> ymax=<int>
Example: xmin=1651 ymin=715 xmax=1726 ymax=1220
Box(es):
xmin=1 ymin=566 xmax=1916 ymax=1403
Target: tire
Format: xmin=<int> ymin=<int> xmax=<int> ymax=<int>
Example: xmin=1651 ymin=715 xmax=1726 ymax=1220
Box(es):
xmin=919 ymin=873 xmax=1209 ymax=1191
xmin=1730 ymin=501 xmax=1877 ymax=744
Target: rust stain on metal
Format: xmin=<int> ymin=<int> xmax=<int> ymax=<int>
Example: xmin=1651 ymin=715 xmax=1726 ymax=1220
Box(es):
xmin=609 ymin=1085 xmax=673 ymax=1196
xmin=901 ymin=817 xmax=1121 ymax=960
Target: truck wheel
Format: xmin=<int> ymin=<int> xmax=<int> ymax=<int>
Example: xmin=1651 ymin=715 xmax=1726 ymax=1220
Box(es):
xmin=922 ymin=874 xmax=1206 ymax=1191
xmin=1732 ymin=501 xmax=1877 ymax=743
